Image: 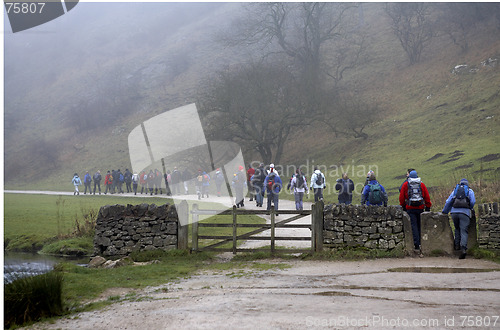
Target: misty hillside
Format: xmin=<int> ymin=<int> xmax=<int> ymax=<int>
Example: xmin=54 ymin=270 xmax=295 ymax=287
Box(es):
xmin=4 ymin=2 xmax=500 ymax=203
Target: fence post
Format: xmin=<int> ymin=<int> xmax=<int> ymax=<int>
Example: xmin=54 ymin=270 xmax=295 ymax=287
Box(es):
xmin=232 ymin=205 xmax=237 ymax=255
xmin=192 ymin=203 xmax=199 ymax=252
xmin=313 ymin=200 xmax=324 ymax=252
xmin=311 ymin=203 xmax=316 ymax=252
xmin=271 ymin=206 xmax=275 ymax=254
xmin=177 ymin=200 xmax=189 ymax=250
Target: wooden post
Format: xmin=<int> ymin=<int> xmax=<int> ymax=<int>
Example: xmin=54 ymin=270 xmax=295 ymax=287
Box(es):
xmin=311 ymin=203 xmax=316 ymax=252
xmin=313 ymin=200 xmax=324 ymax=252
xmin=232 ymin=205 xmax=237 ymax=255
xmin=177 ymin=200 xmax=189 ymax=250
xmin=271 ymin=206 xmax=275 ymax=254
xmin=192 ymin=203 xmax=199 ymax=252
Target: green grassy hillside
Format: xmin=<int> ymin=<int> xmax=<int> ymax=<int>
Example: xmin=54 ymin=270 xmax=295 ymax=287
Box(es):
xmin=4 ymin=3 xmax=500 ymax=208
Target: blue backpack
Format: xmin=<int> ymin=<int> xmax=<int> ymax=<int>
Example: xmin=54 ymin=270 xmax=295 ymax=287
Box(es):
xmin=452 ymin=184 xmax=470 ymax=208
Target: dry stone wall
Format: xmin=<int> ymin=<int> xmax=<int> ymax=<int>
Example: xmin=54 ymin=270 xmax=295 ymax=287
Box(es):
xmin=93 ymin=203 xmax=179 ymax=257
xmin=478 ymin=202 xmax=500 ymax=250
xmin=323 ymin=204 xmax=413 ymax=252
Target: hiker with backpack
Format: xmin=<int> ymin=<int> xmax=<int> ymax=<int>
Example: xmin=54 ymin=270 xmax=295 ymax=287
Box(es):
xmin=201 ymin=171 xmax=210 ymax=198
xmin=335 ymin=173 xmax=355 ymax=205
xmin=132 ymin=172 xmax=139 ymax=195
xmin=290 ymin=168 xmax=308 ymax=210
xmin=164 ymin=170 xmax=172 ymax=196
xmin=72 ymin=173 xmax=82 ymax=195
xmin=93 ymin=170 xmax=102 ymax=195
xmin=195 ymin=170 xmax=203 ymax=200
xmin=264 ymin=164 xmax=283 ymax=213
xmin=215 ymin=168 xmax=225 ymax=197
xmin=111 ymin=169 xmax=118 ymax=194
xmin=171 ymin=167 xmax=181 ymax=195
xmin=124 ymin=169 xmax=133 ymax=193
xmin=362 ymin=173 xmax=388 ymax=206
xmin=310 ymin=166 xmax=326 ymax=202
xmin=182 ymin=168 xmax=191 ymax=195
xmin=251 ymin=163 xmax=266 ymax=207
xmin=246 ymin=164 xmax=256 ymax=202
xmin=116 ymin=169 xmax=124 ymax=193
xmin=442 ymin=178 xmax=476 ymax=259
xmin=104 ymin=170 xmax=113 ymax=194
xmin=139 ymin=170 xmax=147 ymax=194
xmin=154 ymin=169 xmax=163 ymax=194
xmin=147 ymin=170 xmax=155 ymax=195
xmin=83 ymin=171 xmax=92 ymax=194
xmin=399 ymin=170 xmax=431 ymax=254
xmin=233 ymin=165 xmax=246 ymax=207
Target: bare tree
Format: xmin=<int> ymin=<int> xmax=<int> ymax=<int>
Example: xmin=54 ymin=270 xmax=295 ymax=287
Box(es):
xmin=220 ymin=2 xmax=363 ymax=88
xmin=437 ymin=3 xmax=500 ymax=53
xmin=198 ymin=62 xmax=311 ymax=164
xmin=385 ymin=3 xmax=435 ymax=65
xmin=323 ymin=91 xmax=377 ymax=140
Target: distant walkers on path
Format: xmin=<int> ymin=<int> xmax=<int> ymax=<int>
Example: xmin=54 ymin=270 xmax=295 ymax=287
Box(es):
xmin=310 ymin=166 xmax=325 ymax=202
xmin=93 ymin=170 xmax=102 ymax=195
xmin=232 ymin=165 xmax=246 ymax=208
xmin=83 ymin=171 xmax=92 ymax=194
xmin=335 ymin=173 xmax=354 ymax=205
xmin=264 ymin=164 xmax=282 ymax=214
xmin=290 ymin=168 xmax=308 ymax=210
xmin=72 ymin=173 xmax=82 ymax=195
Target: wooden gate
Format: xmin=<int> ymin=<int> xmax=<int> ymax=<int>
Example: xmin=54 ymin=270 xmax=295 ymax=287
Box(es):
xmin=189 ymin=202 xmax=323 ymax=254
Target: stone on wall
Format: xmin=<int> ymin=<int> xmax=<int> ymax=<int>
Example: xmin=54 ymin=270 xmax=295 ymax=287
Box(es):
xmin=323 ymin=204 xmax=410 ymax=253
xmin=420 ymin=212 xmax=455 ymax=255
xmin=93 ymin=203 xmax=179 ymax=257
xmin=477 ymin=203 xmax=500 ymax=251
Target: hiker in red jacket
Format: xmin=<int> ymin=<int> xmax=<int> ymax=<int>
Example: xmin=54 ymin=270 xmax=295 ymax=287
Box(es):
xmin=399 ymin=170 xmax=432 ymax=254
xmin=246 ymin=164 xmax=256 ymax=202
xmin=104 ymin=171 xmax=113 ymax=194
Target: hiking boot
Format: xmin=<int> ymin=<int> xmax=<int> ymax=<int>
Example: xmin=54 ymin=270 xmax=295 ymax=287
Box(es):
xmin=454 ymin=244 xmax=460 ymax=251
xmin=459 ymin=248 xmax=467 ymax=259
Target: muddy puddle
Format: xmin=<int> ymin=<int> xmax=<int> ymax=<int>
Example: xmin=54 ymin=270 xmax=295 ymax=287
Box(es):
xmin=388 ymin=267 xmax=500 ymax=273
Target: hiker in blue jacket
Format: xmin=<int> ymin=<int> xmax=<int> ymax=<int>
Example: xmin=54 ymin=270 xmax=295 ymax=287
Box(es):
xmin=83 ymin=171 xmax=92 ymax=194
xmin=263 ymin=164 xmax=283 ymax=213
xmin=72 ymin=173 xmax=82 ymax=195
xmin=442 ymin=178 xmax=476 ymax=259
xmin=361 ymin=173 xmax=388 ymax=206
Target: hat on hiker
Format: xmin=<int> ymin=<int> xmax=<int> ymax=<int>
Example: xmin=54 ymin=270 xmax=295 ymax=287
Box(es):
xmin=409 ymin=170 xmax=418 ymax=178
xmin=460 ymin=178 xmax=469 ymax=185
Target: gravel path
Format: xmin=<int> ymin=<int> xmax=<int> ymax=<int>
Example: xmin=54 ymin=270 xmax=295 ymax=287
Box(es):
xmin=8 ymin=191 xmax=500 ymax=329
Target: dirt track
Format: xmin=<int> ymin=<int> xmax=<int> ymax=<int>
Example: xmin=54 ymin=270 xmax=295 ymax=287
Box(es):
xmin=8 ymin=191 xmax=500 ymax=329
xmin=27 ymin=257 xmax=500 ymax=330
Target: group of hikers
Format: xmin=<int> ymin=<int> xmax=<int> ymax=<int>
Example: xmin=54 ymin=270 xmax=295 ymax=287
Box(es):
xmin=71 ymin=164 xmax=476 ymax=259
xmin=71 ymin=167 xmax=216 ymax=198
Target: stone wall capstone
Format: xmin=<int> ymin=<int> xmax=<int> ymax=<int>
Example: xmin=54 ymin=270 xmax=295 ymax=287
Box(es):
xmin=323 ymin=204 xmax=412 ymax=253
xmin=93 ymin=203 xmax=179 ymax=257
xmin=478 ymin=202 xmax=500 ymax=251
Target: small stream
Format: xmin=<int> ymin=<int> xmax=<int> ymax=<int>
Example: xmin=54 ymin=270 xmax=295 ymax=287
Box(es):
xmin=4 ymin=252 xmax=90 ymax=283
